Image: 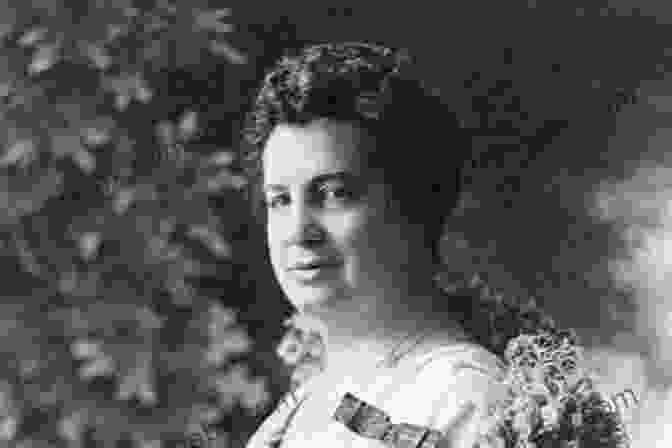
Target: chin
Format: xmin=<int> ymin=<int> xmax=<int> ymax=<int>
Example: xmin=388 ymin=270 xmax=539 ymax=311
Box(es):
xmin=284 ymin=283 xmax=345 ymax=313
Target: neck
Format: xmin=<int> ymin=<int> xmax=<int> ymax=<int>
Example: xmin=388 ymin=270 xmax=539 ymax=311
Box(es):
xmin=298 ymin=282 xmax=464 ymax=368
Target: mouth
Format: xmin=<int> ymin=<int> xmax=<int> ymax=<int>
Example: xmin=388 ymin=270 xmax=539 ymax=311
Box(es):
xmin=288 ymin=260 xmax=341 ymax=271
xmin=287 ymin=260 xmax=341 ymax=281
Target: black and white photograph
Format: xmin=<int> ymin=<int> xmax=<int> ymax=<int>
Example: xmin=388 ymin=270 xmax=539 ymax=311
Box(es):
xmin=0 ymin=1 xmax=668 ymax=447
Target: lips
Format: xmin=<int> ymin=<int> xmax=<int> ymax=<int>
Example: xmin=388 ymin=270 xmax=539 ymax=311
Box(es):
xmin=287 ymin=260 xmax=340 ymax=283
xmin=288 ymin=259 xmax=341 ymax=271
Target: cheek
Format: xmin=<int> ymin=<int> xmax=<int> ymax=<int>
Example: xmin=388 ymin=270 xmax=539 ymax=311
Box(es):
xmin=266 ymin=221 xmax=285 ymax=270
xmin=332 ymin=209 xmax=388 ymax=262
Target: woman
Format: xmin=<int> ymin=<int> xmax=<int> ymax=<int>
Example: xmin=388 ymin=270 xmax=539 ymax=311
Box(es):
xmin=242 ymin=42 xmax=506 ymax=448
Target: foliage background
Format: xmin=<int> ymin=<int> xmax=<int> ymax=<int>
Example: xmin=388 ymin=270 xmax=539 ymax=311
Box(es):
xmin=0 ymin=1 xmax=295 ymax=446
xmin=1 ymin=0 xmax=671 ymax=446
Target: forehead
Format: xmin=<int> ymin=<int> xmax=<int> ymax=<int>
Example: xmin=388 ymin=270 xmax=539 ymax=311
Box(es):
xmin=262 ymin=120 xmax=370 ymax=187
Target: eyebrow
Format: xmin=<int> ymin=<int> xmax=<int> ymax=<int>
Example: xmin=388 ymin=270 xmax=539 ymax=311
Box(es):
xmin=263 ymin=171 xmax=355 ymax=194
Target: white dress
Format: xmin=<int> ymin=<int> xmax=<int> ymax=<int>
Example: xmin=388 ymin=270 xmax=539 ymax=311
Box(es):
xmin=246 ymin=328 xmax=507 ymax=448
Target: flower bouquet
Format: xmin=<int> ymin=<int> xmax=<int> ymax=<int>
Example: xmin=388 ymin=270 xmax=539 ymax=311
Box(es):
xmin=476 ymin=329 xmax=631 ymax=448
xmin=443 ymin=274 xmax=633 ymax=448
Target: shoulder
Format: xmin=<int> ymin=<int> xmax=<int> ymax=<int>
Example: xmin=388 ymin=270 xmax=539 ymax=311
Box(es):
xmin=414 ymin=341 xmax=505 ymax=378
xmin=387 ymin=341 xmax=506 ymax=437
xmin=410 ymin=342 xmax=506 ymax=408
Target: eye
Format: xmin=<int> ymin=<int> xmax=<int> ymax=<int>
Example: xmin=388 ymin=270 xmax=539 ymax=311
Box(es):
xmin=265 ymin=192 xmax=290 ymax=210
xmin=318 ymin=182 xmax=355 ymax=205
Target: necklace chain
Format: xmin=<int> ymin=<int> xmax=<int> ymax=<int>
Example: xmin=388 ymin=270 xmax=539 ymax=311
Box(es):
xmin=376 ymin=328 xmax=434 ymax=368
xmin=285 ymin=312 xmax=440 ymax=371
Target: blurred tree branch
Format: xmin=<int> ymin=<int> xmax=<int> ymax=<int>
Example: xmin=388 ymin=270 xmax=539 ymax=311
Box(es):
xmin=0 ymin=1 xmax=272 ymax=447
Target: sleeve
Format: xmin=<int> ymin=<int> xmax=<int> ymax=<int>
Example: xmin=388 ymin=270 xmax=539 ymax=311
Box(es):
xmin=434 ymin=367 xmax=502 ymax=448
xmin=245 ymin=390 xmax=308 ymax=448
xmin=411 ymin=346 xmax=506 ymax=448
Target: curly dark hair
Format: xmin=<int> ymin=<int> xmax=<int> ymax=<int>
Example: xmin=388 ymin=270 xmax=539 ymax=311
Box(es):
xmin=242 ymin=41 xmax=471 ymax=265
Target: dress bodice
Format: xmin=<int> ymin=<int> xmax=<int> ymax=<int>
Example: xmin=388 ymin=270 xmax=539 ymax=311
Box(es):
xmin=246 ymin=335 xmax=506 ymax=448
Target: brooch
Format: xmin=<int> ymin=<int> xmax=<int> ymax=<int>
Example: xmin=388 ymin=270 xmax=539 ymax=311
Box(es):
xmin=332 ymin=392 xmax=444 ymax=448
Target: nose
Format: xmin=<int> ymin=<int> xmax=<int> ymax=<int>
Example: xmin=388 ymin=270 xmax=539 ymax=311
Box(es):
xmin=286 ymin=201 xmax=325 ymax=247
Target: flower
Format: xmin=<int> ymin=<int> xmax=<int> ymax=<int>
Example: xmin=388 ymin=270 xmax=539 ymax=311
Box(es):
xmin=570 ymin=411 xmax=582 ymax=427
xmin=512 ymin=410 xmax=534 ymax=439
xmin=461 ymin=275 xmax=632 ymax=448
xmin=477 ymin=328 xmax=631 ymax=448
xmin=540 ymin=403 xmax=560 ymax=427
xmin=276 ymin=314 xmax=327 ymax=389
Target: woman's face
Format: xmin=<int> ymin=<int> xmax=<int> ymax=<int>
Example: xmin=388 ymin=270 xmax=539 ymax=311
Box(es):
xmin=262 ymin=119 xmax=413 ymax=314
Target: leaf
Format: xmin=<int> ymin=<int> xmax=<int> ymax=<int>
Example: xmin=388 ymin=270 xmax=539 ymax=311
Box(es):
xmin=166 ymin=277 xmax=196 ymax=307
xmin=206 ymin=304 xmax=249 ymax=366
xmin=104 ymin=74 xmax=153 ymax=111
xmin=0 ymin=139 xmax=36 ymax=167
xmin=71 ymin=339 xmax=103 ymax=360
xmin=135 ymin=306 xmax=163 ymax=331
xmin=18 ymin=27 xmax=48 ymax=47
xmin=209 ymin=40 xmax=246 ymax=64
xmin=13 ymin=233 xmax=42 ymax=275
xmin=204 ymin=170 xmax=247 ymax=192
xmin=146 ymin=234 xmax=173 ymax=262
xmin=178 ymin=110 xmax=198 ymax=141
xmin=28 ymin=43 xmax=60 ymax=75
xmin=194 ymin=8 xmax=233 ymax=33
xmin=0 ymin=82 xmax=11 ymax=98
xmin=470 ymin=272 xmax=484 ymax=287
xmin=77 ymin=232 xmax=101 ymax=261
xmin=138 ymin=439 xmax=162 ymax=448
xmin=113 ymin=187 xmax=136 ymax=215
xmin=212 ymin=363 xmax=263 ymax=412
xmin=0 ymin=380 xmax=14 ymax=415
xmin=123 ymin=6 xmax=139 ymax=18
xmin=155 ymin=0 xmax=176 ymax=15
xmin=0 ymin=4 xmax=15 ymax=41
xmin=71 ymin=147 xmax=96 ymax=173
xmin=155 ymin=121 xmax=175 ymax=146
xmin=117 ymin=351 xmax=156 ymax=405
xmin=206 ymin=327 xmax=249 ymax=365
xmin=137 ymin=83 xmax=152 ymax=103
xmin=58 ymin=269 xmax=99 ymax=298
xmin=187 ymin=225 xmax=231 ymax=258
xmin=51 ymin=131 xmax=84 ymax=158
xmin=192 ymin=407 xmax=223 ymax=429
xmin=58 ymin=410 xmax=87 ymax=443
xmin=115 ymin=91 xmax=131 ymax=111
xmin=240 ymin=377 xmax=270 ymax=413
xmin=0 ymin=27 xmax=10 ymax=44
xmin=51 ymin=129 xmax=97 ymax=173
xmin=51 ymin=307 xmax=90 ymax=336
xmin=0 ymin=417 xmax=17 ymax=440
xmin=208 ymin=151 xmax=235 ymax=167
xmin=0 ymin=167 xmax=63 ymax=225
xmin=209 ymin=303 xmax=236 ymax=329
xmin=106 ymin=22 xmax=127 ymax=42
xmin=79 ymin=355 xmax=115 ymax=379
xmin=83 ymin=43 xmax=112 ymax=70
xmin=82 ymin=126 xmax=111 ymax=147
xmin=141 ymin=36 xmax=164 ymax=63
